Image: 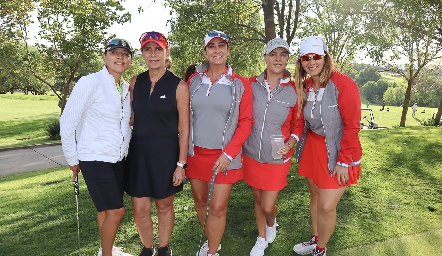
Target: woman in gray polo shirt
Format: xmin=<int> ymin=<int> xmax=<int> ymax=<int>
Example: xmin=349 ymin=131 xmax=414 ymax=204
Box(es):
xmin=185 ymin=30 xmax=253 ymax=256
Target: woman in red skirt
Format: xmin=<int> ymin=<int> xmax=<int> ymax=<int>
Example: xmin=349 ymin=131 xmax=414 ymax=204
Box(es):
xmin=292 ymin=36 xmax=362 ymax=256
xmin=242 ymin=38 xmax=304 ymax=256
xmin=186 ymin=30 xmax=253 ymax=256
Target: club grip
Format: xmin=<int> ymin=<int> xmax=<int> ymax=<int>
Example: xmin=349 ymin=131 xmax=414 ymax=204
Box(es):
xmin=74 ymin=175 xmax=79 ymax=196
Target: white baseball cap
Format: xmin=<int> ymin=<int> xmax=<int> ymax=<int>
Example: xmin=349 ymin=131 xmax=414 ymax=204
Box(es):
xmin=265 ymin=37 xmax=291 ymax=55
xmin=299 ymin=36 xmax=328 ymax=56
xmin=204 ymin=30 xmax=229 ymax=47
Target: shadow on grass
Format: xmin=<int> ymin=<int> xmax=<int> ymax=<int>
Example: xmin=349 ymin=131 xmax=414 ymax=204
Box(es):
xmin=1 ymin=126 xmax=441 ymax=255
xmin=0 ymin=113 xmax=59 ymax=147
xmin=329 ymin=126 xmax=442 ymax=254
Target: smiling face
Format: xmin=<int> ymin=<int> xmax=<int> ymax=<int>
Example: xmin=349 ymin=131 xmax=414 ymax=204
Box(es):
xmin=204 ymin=37 xmax=230 ymax=66
xmin=300 ymin=53 xmax=325 ymax=78
xmin=141 ymin=42 xmax=169 ymax=70
xmin=102 ymin=48 xmax=132 ymax=78
xmin=264 ymin=47 xmax=289 ymax=76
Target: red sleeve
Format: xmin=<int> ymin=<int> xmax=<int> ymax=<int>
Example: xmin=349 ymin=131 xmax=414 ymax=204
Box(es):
xmin=187 ymin=73 xmax=198 ymax=86
xmin=290 ymin=101 xmax=305 ymax=140
xmin=248 ymin=76 xmax=258 ymax=83
xmin=224 ymin=76 xmax=254 ymax=158
xmin=289 ymin=82 xmax=304 ymax=140
xmin=334 ymin=72 xmax=361 ymax=165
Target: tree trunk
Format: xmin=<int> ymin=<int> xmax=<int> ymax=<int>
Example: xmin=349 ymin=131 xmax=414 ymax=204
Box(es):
xmin=262 ymin=0 xmax=276 ymax=42
xmin=435 ymin=98 xmax=442 ymax=126
xmin=400 ymin=79 xmax=413 ymax=127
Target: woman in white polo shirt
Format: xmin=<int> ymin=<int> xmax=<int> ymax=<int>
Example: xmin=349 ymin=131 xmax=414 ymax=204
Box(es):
xmin=60 ymin=38 xmax=133 ymax=256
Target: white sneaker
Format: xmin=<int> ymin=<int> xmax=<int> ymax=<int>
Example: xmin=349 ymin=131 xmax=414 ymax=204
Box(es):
xmin=250 ymin=237 xmax=268 ymax=256
xmin=97 ymin=246 xmax=134 ymax=256
xmin=196 ymin=240 xmax=221 ymax=256
xmin=293 ymin=236 xmax=317 ymax=255
xmin=265 ymin=219 xmax=277 ymax=243
xmin=207 ymin=254 xmax=219 ymax=256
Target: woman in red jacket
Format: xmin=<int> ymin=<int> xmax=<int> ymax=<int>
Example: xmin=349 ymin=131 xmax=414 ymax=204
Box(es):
xmin=292 ymin=36 xmax=362 ymax=256
xmin=186 ymin=30 xmax=253 ymax=256
xmin=242 ymin=38 xmax=304 ymax=256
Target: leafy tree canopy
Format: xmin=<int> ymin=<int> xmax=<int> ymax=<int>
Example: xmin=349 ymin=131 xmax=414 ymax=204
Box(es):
xmin=166 ymin=0 xmax=265 ymax=78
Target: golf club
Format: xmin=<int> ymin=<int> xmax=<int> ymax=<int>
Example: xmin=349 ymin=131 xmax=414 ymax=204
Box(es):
xmin=74 ymin=174 xmax=81 ymax=256
xmin=198 ymin=168 xmax=217 ymax=254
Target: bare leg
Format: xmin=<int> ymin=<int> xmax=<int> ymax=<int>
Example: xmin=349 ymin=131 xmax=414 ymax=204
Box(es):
xmin=252 ymin=188 xmax=279 ymax=238
xmin=316 ymin=187 xmax=346 ymax=248
xmin=132 ymin=197 xmax=154 ymax=249
xmin=205 ymin=183 xmax=232 ymax=254
xmin=155 ymin=195 xmax=175 ymax=247
xmin=306 ymin=178 xmax=319 ymax=237
xmin=97 ymin=211 xmax=105 ymax=235
xmin=189 ymin=178 xmax=209 ymax=226
xmin=260 ymin=190 xmax=278 ymax=226
xmin=100 ymin=207 xmax=125 ymax=256
xmin=252 ymin=188 xmax=266 ymax=238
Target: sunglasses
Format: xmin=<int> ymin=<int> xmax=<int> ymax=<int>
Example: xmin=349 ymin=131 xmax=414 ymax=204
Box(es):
xmin=139 ymin=31 xmax=168 ymax=44
xmin=207 ymin=31 xmax=229 ymax=42
xmin=300 ymin=53 xmax=324 ymax=62
xmin=106 ymin=38 xmax=132 ymax=49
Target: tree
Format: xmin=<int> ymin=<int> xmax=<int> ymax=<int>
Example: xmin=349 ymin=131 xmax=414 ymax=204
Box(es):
xmin=411 ymin=67 xmax=442 ymax=108
xmin=300 ymin=0 xmax=374 ymax=68
xmin=383 ymin=84 xmax=406 ymax=106
xmin=361 ymin=79 xmax=390 ymax=103
xmin=0 ymin=0 xmax=35 ymax=40
xmin=367 ymin=0 xmax=442 ymax=127
xmin=165 ymin=0 xmax=265 ymax=78
xmin=0 ymin=40 xmax=48 ymax=94
xmin=23 ymin=0 xmax=131 ymax=113
xmin=356 ymin=67 xmax=381 ymax=87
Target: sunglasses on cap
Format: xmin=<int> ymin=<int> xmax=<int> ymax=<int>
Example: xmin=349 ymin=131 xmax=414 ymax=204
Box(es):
xmin=207 ymin=31 xmax=229 ymax=42
xmin=105 ymin=38 xmax=133 ymax=54
xmin=139 ymin=31 xmax=168 ymax=45
xmin=300 ymin=53 xmax=324 ymax=62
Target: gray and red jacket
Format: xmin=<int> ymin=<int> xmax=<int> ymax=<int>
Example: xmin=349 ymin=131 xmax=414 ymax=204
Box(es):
xmin=243 ymin=70 xmax=304 ymax=164
xmin=296 ymin=71 xmax=362 ymax=173
xmin=187 ymin=63 xmax=253 ymax=170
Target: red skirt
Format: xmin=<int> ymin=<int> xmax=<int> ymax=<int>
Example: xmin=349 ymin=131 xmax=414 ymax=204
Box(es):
xmin=186 ymin=146 xmax=243 ymax=184
xmin=298 ymin=130 xmax=360 ymax=189
xmin=243 ymin=155 xmax=291 ymax=191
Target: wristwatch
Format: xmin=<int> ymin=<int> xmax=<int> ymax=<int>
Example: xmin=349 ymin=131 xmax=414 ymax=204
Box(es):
xmin=176 ymin=162 xmax=188 ymax=170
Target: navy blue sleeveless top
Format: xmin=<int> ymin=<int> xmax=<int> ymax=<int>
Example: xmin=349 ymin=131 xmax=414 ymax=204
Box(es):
xmin=132 ymin=70 xmax=181 ymax=137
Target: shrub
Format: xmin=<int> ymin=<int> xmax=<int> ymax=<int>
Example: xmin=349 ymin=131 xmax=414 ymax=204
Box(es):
xmin=46 ymin=119 xmax=61 ymax=140
xmin=420 ymin=118 xmax=437 ymax=127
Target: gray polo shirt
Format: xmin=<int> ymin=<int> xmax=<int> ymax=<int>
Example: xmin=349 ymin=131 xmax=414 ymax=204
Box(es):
xmin=304 ymin=87 xmax=326 ymax=136
xmin=192 ymin=74 xmax=232 ymax=149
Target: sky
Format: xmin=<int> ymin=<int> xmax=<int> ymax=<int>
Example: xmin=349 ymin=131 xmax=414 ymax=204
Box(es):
xmin=27 ymin=0 xmax=171 ymax=48
xmin=107 ymin=1 xmax=171 ymax=48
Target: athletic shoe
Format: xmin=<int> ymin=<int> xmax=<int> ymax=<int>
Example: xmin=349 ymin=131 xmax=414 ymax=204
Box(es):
xmin=97 ymin=246 xmax=134 ymax=256
xmin=312 ymin=247 xmax=326 ymax=256
xmin=196 ymin=240 xmax=221 ymax=256
xmin=293 ymin=236 xmax=317 ymax=255
xmin=207 ymin=254 xmax=219 ymax=256
xmin=265 ymin=219 xmax=278 ymax=243
xmin=139 ymin=246 xmax=155 ymax=256
xmin=250 ymin=237 xmax=268 ymax=256
xmin=158 ymin=245 xmax=172 ymax=256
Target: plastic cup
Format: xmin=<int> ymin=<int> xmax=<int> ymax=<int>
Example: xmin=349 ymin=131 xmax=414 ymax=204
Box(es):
xmin=270 ymin=135 xmax=285 ymax=159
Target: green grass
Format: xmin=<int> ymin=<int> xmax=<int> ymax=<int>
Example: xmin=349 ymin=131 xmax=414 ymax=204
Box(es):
xmin=361 ymin=103 xmax=438 ymax=128
xmin=380 ymin=72 xmax=405 ymax=85
xmin=0 ymin=94 xmax=60 ymax=148
xmin=1 ymin=126 xmax=441 ymax=255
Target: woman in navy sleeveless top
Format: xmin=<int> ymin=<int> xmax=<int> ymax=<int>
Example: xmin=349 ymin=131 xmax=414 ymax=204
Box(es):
xmin=124 ymin=31 xmax=190 ymax=256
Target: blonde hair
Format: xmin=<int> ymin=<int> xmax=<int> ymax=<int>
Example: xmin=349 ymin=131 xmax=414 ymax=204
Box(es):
xmin=295 ymin=52 xmax=335 ymax=117
xmin=166 ymin=54 xmax=172 ymax=70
